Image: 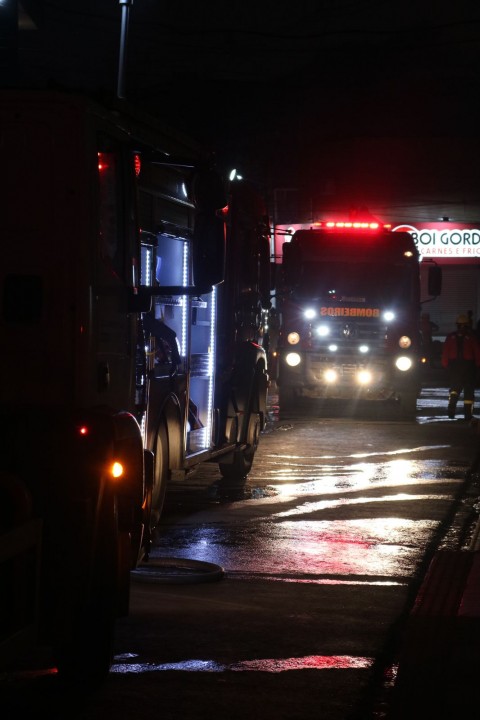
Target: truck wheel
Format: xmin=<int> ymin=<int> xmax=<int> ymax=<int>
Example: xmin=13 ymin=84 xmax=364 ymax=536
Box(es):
xmin=219 ymin=411 xmax=261 ymax=485
xmin=150 ymin=419 xmax=169 ymax=529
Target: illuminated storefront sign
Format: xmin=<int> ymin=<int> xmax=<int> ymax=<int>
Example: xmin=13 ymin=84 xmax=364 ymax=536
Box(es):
xmin=274 ymin=222 xmax=480 ymax=261
xmin=392 ymin=224 xmax=480 ymax=258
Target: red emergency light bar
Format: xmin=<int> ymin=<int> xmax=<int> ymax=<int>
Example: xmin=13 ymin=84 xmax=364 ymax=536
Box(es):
xmin=311 ymin=221 xmax=392 ymax=230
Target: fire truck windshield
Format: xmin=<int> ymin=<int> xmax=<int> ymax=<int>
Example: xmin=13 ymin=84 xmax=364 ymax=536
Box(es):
xmin=292 ymin=261 xmax=414 ymax=304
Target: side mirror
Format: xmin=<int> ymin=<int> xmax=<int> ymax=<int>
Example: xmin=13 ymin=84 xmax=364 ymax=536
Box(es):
xmin=191 ymin=169 xmax=227 ymax=293
xmin=428 ymin=265 xmax=442 ymax=297
xmin=192 ymin=211 xmax=226 ymax=292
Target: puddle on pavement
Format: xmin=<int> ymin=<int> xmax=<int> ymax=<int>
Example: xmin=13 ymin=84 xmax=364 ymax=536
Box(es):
xmin=157 ymin=454 xmax=466 ymax=580
xmin=111 ymin=653 xmax=374 ymax=674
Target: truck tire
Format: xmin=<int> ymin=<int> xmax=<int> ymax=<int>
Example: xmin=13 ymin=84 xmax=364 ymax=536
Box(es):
xmin=150 ymin=419 xmax=169 ymax=529
xmin=219 ymin=411 xmax=261 ymax=485
xmin=134 ymin=419 xmax=169 ymax=564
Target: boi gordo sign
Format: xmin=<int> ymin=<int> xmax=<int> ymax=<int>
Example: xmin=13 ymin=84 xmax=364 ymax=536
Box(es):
xmin=392 ymin=223 xmax=480 ymax=258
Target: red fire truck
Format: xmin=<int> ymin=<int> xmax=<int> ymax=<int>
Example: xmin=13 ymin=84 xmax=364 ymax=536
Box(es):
xmin=0 ymin=89 xmax=270 ymax=682
xmin=273 ymin=220 xmax=441 ymax=417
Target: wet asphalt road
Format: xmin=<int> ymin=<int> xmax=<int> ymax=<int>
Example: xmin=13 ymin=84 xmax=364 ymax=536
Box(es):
xmin=3 ymin=383 xmax=480 ymax=719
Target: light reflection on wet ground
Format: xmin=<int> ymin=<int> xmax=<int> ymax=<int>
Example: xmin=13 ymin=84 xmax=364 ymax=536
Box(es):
xmin=274 ymin=493 xmax=452 ymax=516
xmin=155 ymin=426 xmax=466 ymax=580
xmin=254 ymin=446 xmax=449 ymax=462
xmin=110 ymin=653 xmax=374 ymax=674
xmin=152 ymin=515 xmax=440 ymax=578
xmin=249 ymin=458 xmax=452 ymax=488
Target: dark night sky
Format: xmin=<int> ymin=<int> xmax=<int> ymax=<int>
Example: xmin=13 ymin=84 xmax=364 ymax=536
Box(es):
xmin=9 ymin=1 xmax=480 ymax=221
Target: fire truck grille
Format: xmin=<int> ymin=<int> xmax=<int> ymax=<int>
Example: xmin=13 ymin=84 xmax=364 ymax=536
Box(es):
xmin=312 ymin=321 xmax=386 ymax=351
xmin=338 ymin=364 xmax=358 ymax=377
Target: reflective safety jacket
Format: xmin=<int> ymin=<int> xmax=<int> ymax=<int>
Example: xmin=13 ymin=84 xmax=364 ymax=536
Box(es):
xmin=441 ymin=330 xmax=480 ymax=368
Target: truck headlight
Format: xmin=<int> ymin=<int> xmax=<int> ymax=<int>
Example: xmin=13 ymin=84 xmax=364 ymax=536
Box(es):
xmin=286 ymin=352 xmax=302 ymax=367
xmin=395 ymin=356 xmax=413 ymax=371
xmin=357 ymin=369 xmax=372 ymax=385
xmin=287 ymin=332 xmax=300 ymax=345
xmin=316 ymin=324 xmax=330 ymax=337
xmin=324 ymin=368 xmax=338 ymax=383
xmin=398 ymin=336 xmax=411 ymax=349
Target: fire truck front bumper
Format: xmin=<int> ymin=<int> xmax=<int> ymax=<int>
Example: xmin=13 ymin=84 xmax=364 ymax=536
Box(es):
xmin=278 ymin=352 xmax=420 ymax=402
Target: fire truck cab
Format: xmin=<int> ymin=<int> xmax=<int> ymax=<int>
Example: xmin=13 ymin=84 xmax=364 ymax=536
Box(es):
xmin=273 ymin=220 xmax=441 ymax=417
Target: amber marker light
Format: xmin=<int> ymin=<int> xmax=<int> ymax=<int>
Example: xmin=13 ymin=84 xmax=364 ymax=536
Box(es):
xmin=110 ymin=461 xmax=124 ymax=479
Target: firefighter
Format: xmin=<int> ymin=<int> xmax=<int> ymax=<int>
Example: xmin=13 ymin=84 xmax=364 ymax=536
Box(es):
xmin=441 ymin=314 xmax=480 ymax=420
